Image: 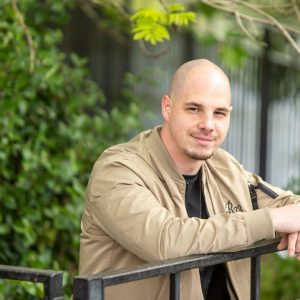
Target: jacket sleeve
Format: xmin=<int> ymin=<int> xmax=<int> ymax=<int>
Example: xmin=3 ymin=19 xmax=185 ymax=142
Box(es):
xmin=87 ymin=157 xmax=275 ymax=262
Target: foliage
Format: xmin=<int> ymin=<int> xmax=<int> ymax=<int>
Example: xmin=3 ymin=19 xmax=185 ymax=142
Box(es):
xmin=0 ymin=0 xmax=144 ymax=298
xmin=94 ymin=0 xmax=300 ymax=66
xmin=261 ymin=177 xmax=300 ymax=300
xmin=199 ymin=0 xmax=300 ymax=56
xmin=286 ymin=177 xmax=300 ymax=195
xmin=130 ymin=3 xmax=196 ymax=44
xmin=261 ymin=253 xmax=300 ymax=300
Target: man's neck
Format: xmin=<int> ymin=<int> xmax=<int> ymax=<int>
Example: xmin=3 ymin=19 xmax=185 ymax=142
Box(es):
xmin=178 ymin=161 xmax=203 ymax=175
xmin=160 ymin=126 xmax=203 ymax=175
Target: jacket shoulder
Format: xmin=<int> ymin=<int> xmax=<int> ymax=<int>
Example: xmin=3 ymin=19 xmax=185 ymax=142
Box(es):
xmin=98 ymin=129 xmax=152 ymax=162
xmin=208 ymin=148 xmax=242 ymax=169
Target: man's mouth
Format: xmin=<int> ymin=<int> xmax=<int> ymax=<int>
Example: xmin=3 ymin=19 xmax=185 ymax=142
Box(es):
xmin=192 ymin=135 xmax=215 ymax=145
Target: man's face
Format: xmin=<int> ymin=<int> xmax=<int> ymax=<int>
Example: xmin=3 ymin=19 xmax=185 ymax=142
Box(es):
xmin=162 ymin=67 xmax=232 ymax=164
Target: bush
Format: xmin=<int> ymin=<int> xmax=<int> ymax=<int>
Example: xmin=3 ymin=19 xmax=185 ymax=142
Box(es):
xmin=0 ymin=0 xmax=143 ymax=298
xmin=261 ymin=253 xmax=300 ymax=300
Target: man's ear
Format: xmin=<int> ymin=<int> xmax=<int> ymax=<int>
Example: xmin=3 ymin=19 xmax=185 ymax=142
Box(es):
xmin=161 ymin=95 xmax=172 ymax=121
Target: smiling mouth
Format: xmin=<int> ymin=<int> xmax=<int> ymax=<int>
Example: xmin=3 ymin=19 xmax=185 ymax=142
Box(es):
xmin=192 ymin=134 xmax=215 ymax=141
xmin=192 ymin=135 xmax=215 ymax=145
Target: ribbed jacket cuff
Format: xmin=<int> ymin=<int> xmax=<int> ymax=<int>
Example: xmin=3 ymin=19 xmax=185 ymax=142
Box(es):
xmin=243 ymin=208 xmax=275 ymax=245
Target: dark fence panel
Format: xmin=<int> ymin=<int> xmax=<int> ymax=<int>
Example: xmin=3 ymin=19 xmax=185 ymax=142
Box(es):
xmin=0 ymin=265 xmax=64 ymax=300
xmin=73 ymin=239 xmax=280 ymax=300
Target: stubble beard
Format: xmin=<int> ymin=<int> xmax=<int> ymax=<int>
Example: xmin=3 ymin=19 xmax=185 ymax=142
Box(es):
xmin=184 ymin=147 xmax=214 ymax=161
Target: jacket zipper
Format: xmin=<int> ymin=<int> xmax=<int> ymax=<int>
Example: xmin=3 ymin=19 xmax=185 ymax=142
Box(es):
xmin=225 ymin=264 xmax=239 ymax=300
xmin=201 ymin=178 xmax=238 ymax=299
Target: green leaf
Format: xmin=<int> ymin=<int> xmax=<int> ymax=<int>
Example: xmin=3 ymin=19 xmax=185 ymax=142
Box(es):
xmin=130 ymin=8 xmax=166 ymax=23
xmin=168 ymin=11 xmax=196 ymax=26
xmin=132 ymin=23 xmax=170 ymax=44
xmin=0 ymin=225 xmax=10 ymax=235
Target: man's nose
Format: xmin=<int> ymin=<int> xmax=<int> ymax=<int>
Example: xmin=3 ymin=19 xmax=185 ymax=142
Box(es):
xmin=198 ymin=113 xmax=214 ymax=130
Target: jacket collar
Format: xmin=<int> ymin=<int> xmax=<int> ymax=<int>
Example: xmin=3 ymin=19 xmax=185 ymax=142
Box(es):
xmin=145 ymin=126 xmax=185 ymax=184
xmin=145 ymin=126 xmax=211 ymax=186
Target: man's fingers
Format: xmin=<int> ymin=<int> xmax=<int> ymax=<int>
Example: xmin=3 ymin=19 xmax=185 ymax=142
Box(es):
xmin=277 ymin=235 xmax=288 ymax=251
xmin=296 ymin=233 xmax=300 ymax=253
xmin=287 ymin=232 xmax=298 ymax=257
xmin=295 ymin=233 xmax=300 ymax=261
xmin=278 ymin=232 xmax=300 ymax=260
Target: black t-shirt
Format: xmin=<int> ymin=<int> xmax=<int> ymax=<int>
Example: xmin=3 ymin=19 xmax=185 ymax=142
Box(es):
xmin=183 ymin=170 xmax=230 ymax=300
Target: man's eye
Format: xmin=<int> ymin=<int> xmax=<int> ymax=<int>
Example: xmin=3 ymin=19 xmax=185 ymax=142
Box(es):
xmin=215 ymin=111 xmax=226 ymax=116
xmin=187 ymin=107 xmax=199 ymax=112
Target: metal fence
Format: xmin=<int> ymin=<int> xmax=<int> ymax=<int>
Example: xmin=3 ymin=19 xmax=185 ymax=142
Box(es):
xmin=72 ymin=238 xmax=280 ymax=300
xmin=0 ymin=265 xmax=64 ymax=300
xmin=0 ymin=239 xmax=280 ymax=299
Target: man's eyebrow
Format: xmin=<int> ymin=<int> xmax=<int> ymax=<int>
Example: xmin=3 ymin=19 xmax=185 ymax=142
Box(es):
xmin=215 ymin=107 xmax=231 ymax=112
xmin=184 ymin=102 xmax=231 ymax=112
xmin=184 ymin=102 xmax=201 ymax=107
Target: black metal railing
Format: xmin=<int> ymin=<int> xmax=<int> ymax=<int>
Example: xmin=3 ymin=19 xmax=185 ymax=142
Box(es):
xmin=73 ymin=238 xmax=280 ymax=300
xmin=0 ymin=264 xmax=64 ymax=300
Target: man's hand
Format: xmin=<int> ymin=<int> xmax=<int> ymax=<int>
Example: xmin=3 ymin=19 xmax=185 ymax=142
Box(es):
xmin=277 ymin=232 xmax=300 ymax=260
xmin=269 ymin=203 xmax=300 ymax=233
xmin=269 ymin=203 xmax=300 ymax=260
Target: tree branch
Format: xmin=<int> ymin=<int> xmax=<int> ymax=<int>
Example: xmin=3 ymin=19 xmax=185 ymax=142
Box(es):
xmin=79 ymin=0 xmax=172 ymax=57
xmin=234 ymin=10 xmax=266 ymax=46
xmin=201 ymin=0 xmax=300 ymax=55
xmin=91 ymin=0 xmax=130 ymax=19
xmin=292 ymin=0 xmax=300 ymax=23
xmin=238 ymin=0 xmax=300 ymax=55
xmin=201 ymin=0 xmax=300 ymax=34
xmin=12 ymin=0 xmax=35 ymax=74
xmin=76 ymin=0 xmax=129 ymax=47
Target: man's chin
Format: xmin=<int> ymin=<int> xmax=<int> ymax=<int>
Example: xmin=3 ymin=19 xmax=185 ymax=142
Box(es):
xmin=185 ymin=150 xmax=214 ymax=161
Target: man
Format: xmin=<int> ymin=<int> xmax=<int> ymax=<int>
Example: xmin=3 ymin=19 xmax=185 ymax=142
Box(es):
xmin=79 ymin=59 xmax=300 ymax=299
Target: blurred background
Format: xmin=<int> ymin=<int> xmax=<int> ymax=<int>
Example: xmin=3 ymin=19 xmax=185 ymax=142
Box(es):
xmin=0 ymin=0 xmax=300 ymax=298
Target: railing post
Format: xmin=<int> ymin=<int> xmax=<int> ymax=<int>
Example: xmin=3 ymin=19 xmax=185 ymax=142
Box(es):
xmin=259 ymin=29 xmax=271 ymax=179
xmin=44 ymin=272 xmax=64 ymax=300
xmin=250 ymin=256 xmax=261 ymax=300
xmin=0 ymin=265 xmax=64 ymax=300
xmin=73 ymin=277 xmax=104 ymax=300
xmin=170 ymin=272 xmax=180 ymax=300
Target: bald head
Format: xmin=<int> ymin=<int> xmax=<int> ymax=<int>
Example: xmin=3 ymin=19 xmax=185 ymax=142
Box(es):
xmin=168 ymin=59 xmax=230 ymax=102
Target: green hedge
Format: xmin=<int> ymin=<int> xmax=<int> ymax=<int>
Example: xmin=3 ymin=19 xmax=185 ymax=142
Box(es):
xmin=0 ymin=0 xmax=143 ymax=298
xmin=261 ymin=253 xmax=300 ymax=300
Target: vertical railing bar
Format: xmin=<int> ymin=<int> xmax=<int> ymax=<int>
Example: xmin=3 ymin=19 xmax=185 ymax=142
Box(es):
xmin=169 ymin=272 xmax=180 ymax=300
xmin=91 ymin=278 xmax=105 ymax=300
xmin=43 ymin=272 xmax=64 ymax=300
xmin=73 ymin=277 xmax=104 ymax=300
xmin=250 ymin=255 xmax=261 ymax=300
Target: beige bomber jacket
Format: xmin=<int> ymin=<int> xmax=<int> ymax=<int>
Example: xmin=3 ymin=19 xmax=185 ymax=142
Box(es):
xmin=79 ymin=126 xmax=300 ymax=300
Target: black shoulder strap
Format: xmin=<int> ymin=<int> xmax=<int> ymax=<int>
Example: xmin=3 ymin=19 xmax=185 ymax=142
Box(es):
xmin=248 ymin=182 xmax=279 ymax=210
xmin=248 ymin=183 xmax=259 ymax=210
xmin=257 ymin=182 xmax=279 ymax=199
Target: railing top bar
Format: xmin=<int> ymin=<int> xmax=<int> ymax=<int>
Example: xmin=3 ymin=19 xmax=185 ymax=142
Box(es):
xmin=0 ymin=265 xmax=63 ymax=282
xmin=75 ymin=238 xmax=280 ymax=287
